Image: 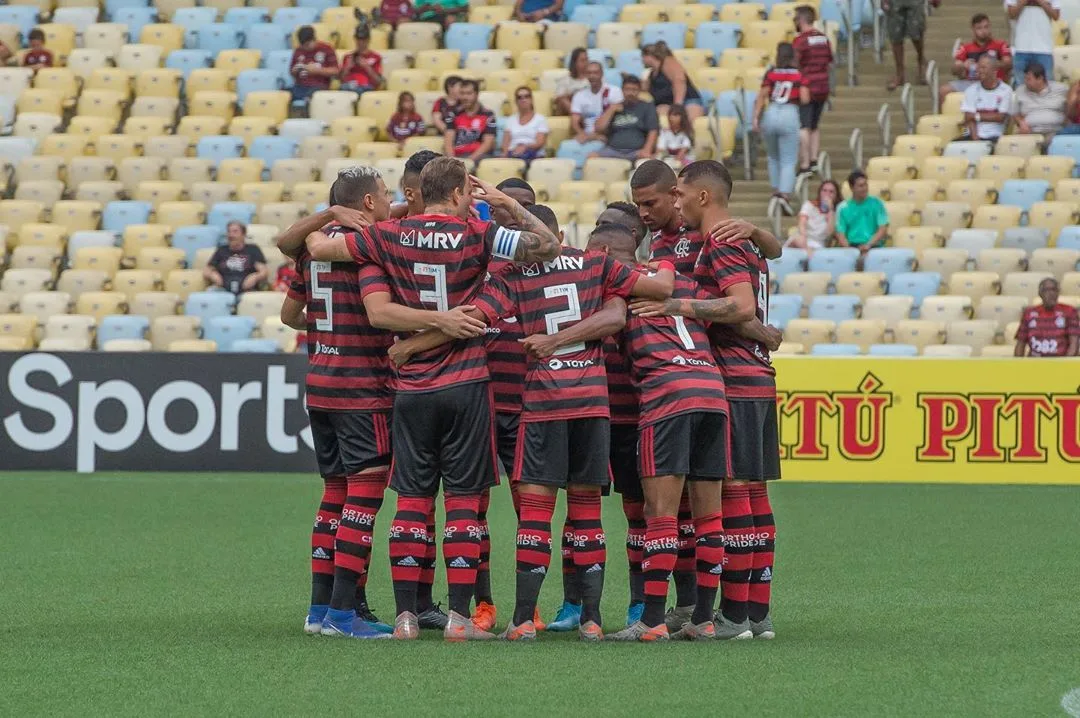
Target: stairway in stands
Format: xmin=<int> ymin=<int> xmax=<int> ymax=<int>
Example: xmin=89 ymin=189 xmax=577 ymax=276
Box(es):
xmin=728 ymin=0 xmax=976 ymax=236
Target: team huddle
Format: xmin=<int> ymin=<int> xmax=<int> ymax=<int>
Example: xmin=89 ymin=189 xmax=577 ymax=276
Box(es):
xmin=277 ymin=151 xmax=783 ymax=642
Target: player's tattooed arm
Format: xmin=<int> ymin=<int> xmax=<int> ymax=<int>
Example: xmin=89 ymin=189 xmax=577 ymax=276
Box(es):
xmin=279 ymin=295 xmax=306 ymax=330
xmin=631 ymin=282 xmax=756 ymax=324
xmin=708 ymin=219 xmax=782 ymax=259
xmin=276 ymin=206 xmax=371 ymax=258
xmin=305 ymin=231 xmax=353 ymax=263
xmin=387 ymin=307 xmax=490 ymax=367
xmin=735 ymin=318 xmax=783 ymax=351
xmin=521 ymin=296 xmax=627 ymax=359
xmin=627 ymin=261 xmax=675 ymax=300
xmin=470 ymin=175 xmax=561 ymax=262
xmin=363 ymin=292 xmax=487 ymax=338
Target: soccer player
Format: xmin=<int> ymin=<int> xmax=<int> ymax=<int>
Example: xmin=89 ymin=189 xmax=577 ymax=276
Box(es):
xmin=587 ymin=227 xmax=735 ymax=642
xmin=631 ymin=160 xmax=706 ymax=274
xmin=634 ymin=160 xmax=783 ymax=640
xmin=306 ymin=157 xmax=561 ymax=641
xmin=400 ymin=149 xmax=442 ymax=216
xmin=278 ymin=167 xmax=394 ymax=639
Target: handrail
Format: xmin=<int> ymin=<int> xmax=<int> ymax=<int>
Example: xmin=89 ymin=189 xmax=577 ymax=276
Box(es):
xmin=926 ymin=59 xmax=940 ymax=114
xmin=794 ymin=172 xmax=811 ymax=207
xmin=730 ymin=88 xmax=754 ymax=181
xmin=767 ymin=196 xmax=783 ymax=238
xmin=816 ymin=150 xmax=832 ymax=180
xmin=900 ymin=82 xmax=915 ymax=133
xmin=850 ymin=127 xmax=864 ymax=170
xmin=844 ymin=0 xmax=857 ymax=86
xmin=877 ymin=103 xmax=891 ymax=157
xmin=871 ymin=0 xmax=883 ymax=63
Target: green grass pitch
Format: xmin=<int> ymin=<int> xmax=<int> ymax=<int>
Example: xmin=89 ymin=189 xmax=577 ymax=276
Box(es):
xmin=2 ymin=473 xmax=1079 ymax=717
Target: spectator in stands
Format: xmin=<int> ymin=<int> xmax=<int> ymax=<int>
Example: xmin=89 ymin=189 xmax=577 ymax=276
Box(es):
xmin=290 ymin=26 xmax=339 ymax=106
xmin=642 ymin=41 xmax=704 ymax=121
xmin=0 ymin=39 xmax=12 ymax=64
xmin=432 ymin=75 xmax=462 ymax=135
xmin=1015 ymin=278 xmax=1079 ymax=356
xmin=501 ymin=86 xmax=549 ymax=161
xmin=589 ymin=75 xmax=659 ymax=161
xmin=961 ymin=55 xmax=1013 ymax=142
xmin=443 ymin=79 xmax=496 ymax=165
xmin=791 ymin=179 xmax=841 ymax=255
xmin=416 ymin=0 xmax=468 ymax=28
xmin=388 ymin=91 xmax=426 ymax=149
xmin=883 ymin=0 xmax=926 ymax=91
xmin=754 ymin=42 xmax=808 ymax=211
xmin=339 ymin=25 xmax=383 ymax=97
xmin=513 ymin=0 xmax=564 ymax=23
xmin=940 ymin=14 xmax=1012 ymax=108
xmin=22 ymin=29 xmax=52 ymax=74
xmin=379 ymin=0 xmax=414 ymax=28
xmin=1006 ymin=0 xmax=1061 ymax=86
xmin=1012 ymin=62 xmax=1067 ymax=137
xmin=555 ymin=48 xmax=589 ymax=116
xmin=656 ymin=104 xmax=694 ymax=169
xmin=793 ymin=5 xmax=833 ymax=175
xmin=205 ymin=222 xmax=269 ymax=295
xmin=1057 ymin=81 xmax=1080 ymax=135
xmin=565 ymin=61 xmax=624 ymax=157
xmin=836 ymin=170 xmax=889 ymax=256
xmin=275 ymin=256 xmax=298 ymax=293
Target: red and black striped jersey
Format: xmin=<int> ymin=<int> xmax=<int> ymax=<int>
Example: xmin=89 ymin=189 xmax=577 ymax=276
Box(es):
xmin=1016 ymin=303 xmax=1080 ymax=357
xmin=474 ymin=248 xmax=640 ymax=422
xmin=761 ymin=66 xmax=805 ymax=105
xmin=793 ymin=29 xmax=833 ymax=99
xmin=289 ymin=240 xmax=394 ymax=412
xmin=484 ymin=259 xmax=527 ymax=414
xmin=625 ymin=271 xmax=727 ymax=427
xmin=603 ymin=334 xmax=638 ymax=425
xmin=347 ymin=213 xmax=522 ymax=393
xmin=694 ymin=237 xmax=775 ymax=399
xmin=648 ymin=226 xmax=705 ymax=275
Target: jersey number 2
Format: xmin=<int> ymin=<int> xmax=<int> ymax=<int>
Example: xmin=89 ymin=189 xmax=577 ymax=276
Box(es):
xmin=311 ymin=261 xmax=333 ymax=331
xmin=544 ymin=283 xmax=585 ymax=355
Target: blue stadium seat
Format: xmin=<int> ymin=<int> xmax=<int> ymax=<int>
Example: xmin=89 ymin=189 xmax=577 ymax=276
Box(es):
xmin=0 ymin=7 xmax=40 ymax=39
xmin=947 ymin=228 xmax=997 ymax=257
xmin=767 ymin=248 xmax=808 ymax=286
xmin=184 ymin=292 xmax=237 ymax=323
xmin=172 ymin=225 xmax=223 ymax=266
xmin=278 ymin=119 xmax=326 ymax=141
xmin=112 ymin=7 xmax=157 ymax=42
xmin=864 ymin=248 xmax=916 ymax=281
xmin=943 ymin=140 xmax=993 ymax=165
xmin=272 ymin=6 xmax=321 ymax=27
xmin=587 ymin=48 xmax=613 ymax=68
xmin=98 ymin=315 xmax=150 ymax=346
xmin=207 ymin=202 xmax=257 ymax=229
xmin=889 ymin=272 xmax=942 ymax=313
xmin=997 ymin=179 xmax=1050 ymax=213
xmin=807 ymin=247 xmax=859 ymax=280
xmin=445 ymin=24 xmax=494 ymax=57
xmin=603 ymin=68 xmax=624 ymax=88
xmin=596 ymin=0 xmax=635 ymax=11
xmin=102 ymin=201 xmax=153 ymax=233
xmin=68 ymin=231 xmax=119 ymax=261
xmin=196 ymin=24 xmax=246 ymax=56
xmin=570 ymin=5 xmax=618 ymax=29
xmin=556 ymin=139 xmax=601 ymax=174
xmin=0 ymin=95 xmax=14 ymax=134
xmin=562 ymin=0 xmax=589 ymax=21
xmin=297 ymin=0 xmax=339 ymax=12
xmin=868 ymin=343 xmax=919 ymax=357
xmin=811 ymin=343 xmax=861 ymax=356
xmin=615 ymin=50 xmax=645 ymax=78
xmin=819 ymin=0 xmax=860 ymax=36
xmin=237 ymin=69 xmax=285 ymax=106
xmin=244 ymin=24 xmax=291 ymax=56
xmin=694 ymin=23 xmax=742 ymax=60
xmin=230 ymin=337 xmax=282 ymax=353
xmin=204 ymin=315 xmax=257 ymax=351
xmin=1001 ymin=226 xmax=1050 ymax=253
xmin=0 ymin=137 xmax=36 ymax=168
xmin=173 ymin=7 xmax=218 ymax=49
xmin=808 ymin=294 xmax=861 ymax=322
xmin=1057 ymin=225 xmax=1080 ymax=251
xmin=715 ymin=90 xmax=755 ymax=131
xmin=223 ymin=6 xmax=270 ymax=28
xmin=1048 ymin=135 xmax=1080 ymax=172
xmin=642 ymin=22 xmax=688 ymax=49
xmin=767 ymin=294 xmax=802 ymax=330
xmin=105 ymin=0 xmax=150 ymax=22
xmin=249 ymin=136 xmax=298 ymax=174
xmin=264 ymin=50 xmax=296 ymax=88
xmin=165 ymin=50 xmax=214 ymax=79
xmin=196 ymin=135 xmax=246 ymax=167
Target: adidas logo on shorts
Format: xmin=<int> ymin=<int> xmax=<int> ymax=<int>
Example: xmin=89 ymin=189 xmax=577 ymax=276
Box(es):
xmin=449 ymin=557 xmax=471 ymax=569
xmin=396 ymin=556 xmax=419 ymax=567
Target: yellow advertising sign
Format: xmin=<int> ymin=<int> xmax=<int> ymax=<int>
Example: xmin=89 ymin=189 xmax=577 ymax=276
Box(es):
xmin=774 ymin=358 xmax=1080 ymax=484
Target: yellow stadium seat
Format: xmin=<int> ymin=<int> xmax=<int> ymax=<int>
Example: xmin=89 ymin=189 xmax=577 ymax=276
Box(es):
xmin=883 ymin=201 xmax=919 ymax=228
xmin=256 ymin=202 xmax=306 ymax=228
xmin=155 ymin=201 xmax=207 ymax=230
xmin=356 ymin=92 xmax=399 ymax=139
xmin=779 ymin=272 xmax=831 ymax=307
xmin=186 ymin=69 xmax=233 ymax=99
xmin=52 ymin=202 xmax=104 ymax=235
xmin=84 ymin=23 xmax=129 ymax=59
xmin=971 ymin=205 xmax=1023 ymax=233
xmin=215 ymin=49 xmax=262 ymax=79
xmin=115 ymin=44 xmax=165 ymax=73
xmin=919 ymin=157 xmax=971 ymax=185
xmin=669 ymin=5 xmax=716 ymax=29
xmin=217 ymin=158 xmax=265 ymax=187
xmin=42 ymin=314 xmax=96 ymax=350
xmin=237 ymin=291 xmax=284 ymax=322
xmin=143 ymin=136 xmax=192 ymax=160
xmin=743 ymin=21 xmax=790 ymax=52
xmin=889 ymin=179 xmax=939 ymax=205
xmin=395 ymin=22 xmax=442 ymax=51
xmin=772 ymin=342 xmax=805 ymax=355
xmin=1 ymin=268 xmax=53 ymax=300
xmin=68 ymin=115 xmax=118 ymax=141
xmin=17 ymin=89 xmax=64 ymax=117
xmin=835 ymin=319 xmax=886 ymax=352
xmin=112 ymin=269 xmax=161 ymax=301
xmin=37 ymin=23 xmax=77 ymax=63
xmin=140 ymin=23 xmax=185 ymax=54
xmin=56 ymin=270 xmax=109 ymax=300
xmin=543 ymin=24 xmax=589 ymax=55
xmin=976 ymin=295 xmax=1028 ymax=329
xmin=244 ymin=91 xmax=290 ymax=124
xmin=75 ymin=291 xmax=128 ymax=322
xmin=40 ymin=134 xmax=93 ymax=164
xmin=169 ymin=338 xmax=218 ymax=352
xmin=121 ymin=224 xmax=171 ymax=260
xmin=915 ymin=114 xmax=963 ymax=144
xmin=15 ymin=155 xmax=64 ymax=188
xmin=1027 ymin=201 xmax=1078 ymax=242
xmin=387 ymin=69 xmax=434 ymax=94
xmin=262 ymin=317 xmax=298 ymax=352
xmin=186 ymin=182 xmax=234 ymax=206
xmin=0 ymin=201 xmax=47 ymax=245
xmin=527 ymin=158 xmax=576 ymax=202
xmin=150 ymin=315 xmax=200 ymax=350
xmin=129 ymin=291 xmax=180 ymax=320
xmin=862 ymin=295 xmax=914 ymax=326
xmin=163 ymin=269 xmax=207 ymax=300
xmin=464 ymin=50 xmax=512 ymax=75
xmin=921 ymin=343 xmax=973 ymax=357
xmin=15 ymin=181 xmax=64 ymax=206
xmin=17 ymin=223 xmax=67 ymax=250
xmin=979 ymin=344 xmax=1016 ymax=357
xmin=718 ymin=1 xmax=766 ymax=26
xmin=295 ymin=137 xmax=346 ymax=167
xmin=349 ymin=141 xmax=398 ymax=164
xmin=720 ymin=48 xmax=769 ymax=72
xmin=10 ymin=246 xmax=61 ymax=272
xmin=891 ymin=226 xmax=943 ymax=254
xmin=583 ymin=158 xmax=633 ymax=185
xmin=176 ymin=115 xmax=228 ymax=138
xmin=415 ymin=49 xmax=461 ymax=74
xmin=74 ymin=182 xmax=125 ymax=204
xmin=1030 ymin=248 xmax=1080 ymax=280
xmin=994 ymin=134 xmax=1045 ymax=160
xmin=310 ymin=90 xmax=360 ymax=124
xmin=974 ymin=155 xmax=1026 ymax=186
xmin=328 ymin=116 xmax=377 ymax=146
xmin=546 ymin=116 xmax=572 ymax=152
xmin=118 ymin=157 xmax=167 ymax=194
xmin=472 ymin=158 xmax=523 ymax=186
xmin=166 ymin=158 xmax=215 ymax=191
xmin=1060 ymin=271 xmax=1080 ymax=295
xmin=1026 ymin=155 xmax=1077 ymax=185
xmin=945 ymin=180 xmax=997 ymax=210
xmin=692 ymin=67 xmax=740 ymax=98
xmin=1002 ymin=271 xmax=1052 ymax=298
xmin=784 ymin=318 xmax=835 ymax=348
xmin=621 ymin=4 xmax=666 ymax=23
xmin=495 ymin=22 xmax=542 ymax=57
xmin=290 ymin=181 xmax=332 ymax=209
xmin=136 ymin=247 xmax=186 ymax=273
xmin=485 ymin=69 xmax=530 ymax=96
xmin=268 ymin=160 xmax=318 ymax=190
xmin=920 ymin=295 xmax=973 ymax=323
xmin=557 ymin=180 xmax=606 ymax=205
xmin=76 ymin=90 xmax=128 ymax=124
xmin=72 ymin=247 xmax=123 ymax=277
xmin=133 ymin=181 xmax=185 ymax=208
xmin=596 ymin=22 xmax=643 ymax=54
xmin=941 ymin=92 xmax=964 ymax=115
xmin=94 ymin=135 xmax=143 ymax=162
xmin=0 ymin=316 xmax=36 ymax=349
xmin=891 ymin=135 xmax=943 ymax=165
xmin=378 ymin=49 xmax=414 ymax=76
xmin=919 ymin=248 xmax=971 ymax=281
xmin=33 ymin=68 xmax=80 ymax=109
xmin=188 ymin=91 xmax=236 ymax=121
xmin=975 ymin=248 xmax=1028 ymax=278
xmin=945 ymin=319 xmax=999 ymax=355
xmin=238 ymin=182 xmax=285 ymax=207
xmin=832 ymin=272 xmax=886 ymax=301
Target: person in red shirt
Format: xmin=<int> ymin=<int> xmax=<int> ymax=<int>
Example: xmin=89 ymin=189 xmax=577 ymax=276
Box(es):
xmin=22 ymin=29 xmax=53 ymax=74
xmin=387 ymin=91 xmax=425 ymax=148
xmin=340 ymin=25 xmax=383 ymax=97
xmin=290 ymin=26 xmax=339 ymax=106
xmin=793 ymin=5 xmax=833 ymax=174
xmin=443 ymin=79 xmax=496 ymax=166
xmin=1015 ymin=278 xmax=1080 ymax=357
xmin=378 ymin=0 xmax=414 ymax=27
xmin=432 ymin=75 xmax=462 ymax=135
xmin=940 ymin=13 xmax=1012 ymax=108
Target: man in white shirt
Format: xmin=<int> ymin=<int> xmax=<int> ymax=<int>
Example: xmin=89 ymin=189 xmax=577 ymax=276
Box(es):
xmin=961 ymin=56 xmax=1013 ymax=141
xmin=560 ymin=61 xmax=623 ymax=169
xmin=1005 ymin=0 xmax=1061 ymax=86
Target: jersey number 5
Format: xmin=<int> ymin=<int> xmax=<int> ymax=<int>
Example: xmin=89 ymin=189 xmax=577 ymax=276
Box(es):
xmin=311 ymin=261 xmax=333 ymax=331
xmin=544 ymin=283 xmax=585 ymax=355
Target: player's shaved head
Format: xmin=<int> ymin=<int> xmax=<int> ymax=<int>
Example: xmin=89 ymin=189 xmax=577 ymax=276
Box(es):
xmin=496 ymin=177 xmax=536 ymax=206
xmin=597 ymin=201 xmax=647 ymax=246
xmin=676 ymin=160 xmax=732 ymax=230
xmin=526 ymin=203 xmax=560 ymax=235
xmin=401 ymin=149 xmax=441 ymax=214
xmin=631 ymin=160 xmax=679 ymax=232
xmin=586 ymin=224 xmax=638 ymax=263
xmin=630 ymin=159 xmax=676 ymax=192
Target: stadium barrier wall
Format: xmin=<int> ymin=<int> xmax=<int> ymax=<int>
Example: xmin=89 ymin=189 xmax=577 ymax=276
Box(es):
xmin=774 ymin=358 xmax=1080 ymax=484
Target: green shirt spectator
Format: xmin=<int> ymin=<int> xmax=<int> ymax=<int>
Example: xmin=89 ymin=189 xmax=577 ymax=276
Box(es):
xmin=416 ymin=0 xmax=468 ymax=26
xmin=836 ymin=170 xmax=889 ymax=251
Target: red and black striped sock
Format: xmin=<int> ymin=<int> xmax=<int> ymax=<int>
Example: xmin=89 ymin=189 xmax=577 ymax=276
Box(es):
xmin=568 ymin=489 xmax=605 ymax=625
xmin=748 ymin=483 xmax=775 ymax=622
xmin=509 ymin=481 xmax=521 ymax=519
xmin=475 ymin=489 xmax=493 ymax=604
xmin=622 ymin=498 xmax=646 ymax=605
xmin=692 ymin=511 xmax=725 ymax=625
xmin=389 ymin=495 xmax=434 ymax=616
xmin=513 ymin=492 xmax=556 ymax=625
xmin=641 ymin=515 xmax=679 ymax=628
xmin=417 ymin=507 xmax=437 ymax=612
xmin=720 ymin=483 xmax=753 ymax=624
xmin=311 ymin=476 xmax=346 ymax=606
xmin=673 ymin=489 xmax=697 ymax=607
xmin=329 ymin=473 xmax=386 ymax=611
xmin=560 ymin=518 xmax=582 ymax=604
xmin=443 ymin=494 xmax=481 ymax=617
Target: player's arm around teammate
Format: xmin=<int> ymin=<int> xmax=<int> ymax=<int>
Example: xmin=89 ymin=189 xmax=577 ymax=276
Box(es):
xmin=280 ymin=294 xmax=306 ymax=330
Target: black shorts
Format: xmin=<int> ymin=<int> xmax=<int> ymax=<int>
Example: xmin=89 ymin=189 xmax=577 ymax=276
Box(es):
xmin=729 ymin=399 xmax=782 ymax=481
xmin=514 ymin=417 xmax=610 ymax=488
xmin=800 ymin=100 xmax=827 ymax=130
xmin=390 ymin=382 xmax=498 ymax=497
xmin=609 ymin=423 xmax=642 ymax=500
xmin=495 ymin=411 xmax=520 ymax=478
xmin=308 ymin=409 xmax=392 ymax=478
xmin=638 ymin=411 xmax=731 ymax=480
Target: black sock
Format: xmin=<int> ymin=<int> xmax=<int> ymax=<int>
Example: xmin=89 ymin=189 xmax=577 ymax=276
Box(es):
xmin=475 ymin=570 xmax=493 ymax=605
xmin=692 ymin=586 xmax=718 ymax=625
xmin=355 ymin=583 xmax=368 ymax=608
xmin=393 ymin=583 xmax=418 ymax=616
xmin=513 ymin=571 xmax=545 ymax=625
xmin=311 ymin=574 xmax=333 ymax=607
xmin=448 ymin=585 xmax=472 ymax=617
xmin=674 ymin=571 xmax=697 ymax=608
xmin=629 ymin=572 xmax=645 ymax=606
xmin=416 ymin=581 xmax=434 ymax=612
xmin=329 ymin=567 xmax=360 ymax=611
xmin=642 ymin=597 xmax=666 ymax=628
xmin=577 ymin=565 xmax=604 ymax=625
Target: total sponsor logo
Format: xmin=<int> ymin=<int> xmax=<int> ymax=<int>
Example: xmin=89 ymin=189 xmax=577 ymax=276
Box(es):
xmin=547 ymin=358 xmax=595 ymax=370
xmin=671 ymin=354 xmax=711 ymax=368
xmin=314 ymin=341 xmax=340 ymax=356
